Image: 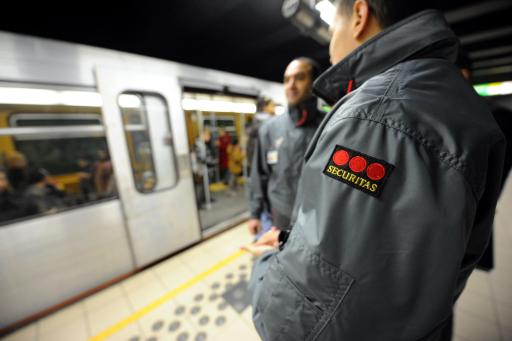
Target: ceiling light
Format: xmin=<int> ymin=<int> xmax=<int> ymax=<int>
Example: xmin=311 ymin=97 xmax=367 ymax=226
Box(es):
xmin=182 ymin=98 xmax=256 ymax=113
xmin=0 ymin=88 xmax=60 ymax=105
xmin=282 ymin=0 xmax=331 ymax=45
xmin=61 ymin=91 xmax=103 ymax=107
xmin=474 ymin=81 xmax=512 ymax=96
xmin=0 ymin=87 xmax=103 ymax=107
xmin=118 ymin=94 xmax=142 ymax=108
xmin=315 ymin=0 xmax=336 ymax=26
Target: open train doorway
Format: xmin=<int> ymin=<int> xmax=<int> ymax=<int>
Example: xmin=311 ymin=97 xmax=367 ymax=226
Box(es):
xmin=182 ymin=90 xmax=257 ymax=233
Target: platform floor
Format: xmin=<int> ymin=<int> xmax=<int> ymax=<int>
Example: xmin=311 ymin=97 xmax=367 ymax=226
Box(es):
xmin=198 ymin=186 xmax=248 ymax=230
xmin=2 ymin=181 xmax=512 ymax=341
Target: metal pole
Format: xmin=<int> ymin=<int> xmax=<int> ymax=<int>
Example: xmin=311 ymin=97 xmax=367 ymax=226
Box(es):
xmin=211 ymin=111 xmax=220 ymax=183
xmin=203 ymin=163 xmax=212 ymax=210
xmin=197 ymin=110 xmax=211 ymax=209
xmin=240 ymin=112 xmax=248 ymax=182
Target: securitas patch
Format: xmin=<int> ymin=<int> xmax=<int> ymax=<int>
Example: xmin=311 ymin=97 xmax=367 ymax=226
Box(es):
xmin=323 ymin=145 xmax=394 ymax=198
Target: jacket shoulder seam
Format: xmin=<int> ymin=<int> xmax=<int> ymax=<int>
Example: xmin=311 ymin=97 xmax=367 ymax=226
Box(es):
xmin=329 ymin=115 xmax=478 ymax=200
xmin=371 ymin=66 xmax=404 ymax=121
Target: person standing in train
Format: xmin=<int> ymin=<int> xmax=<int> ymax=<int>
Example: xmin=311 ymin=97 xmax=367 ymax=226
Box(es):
xmin=227 ymin=137 xmax=245 ymax=194
xmin=246 ymin=97 xmax=276 ymax=234
xmin=246 ymin=97 xmax=276 ymax=174
xmin=248 ymin=1 xmax=505 ymax=340
xmin=247 ymin=57 xmax=324 ymax=234
xmin=217 ymin=129 xmax=232 ymax=185
xmin=194 ymin=129 xmax=217 ymax=208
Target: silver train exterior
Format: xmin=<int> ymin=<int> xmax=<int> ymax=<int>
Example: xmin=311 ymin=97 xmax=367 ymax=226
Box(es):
xmin=0 ymin=31 xmax=284 ymax=330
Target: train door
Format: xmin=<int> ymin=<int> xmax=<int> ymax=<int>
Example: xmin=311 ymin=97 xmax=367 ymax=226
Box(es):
xmin=96 ymin=68 xmax=201 ymax=267
xmin=183 ymin=92 xmax=256 ymax=233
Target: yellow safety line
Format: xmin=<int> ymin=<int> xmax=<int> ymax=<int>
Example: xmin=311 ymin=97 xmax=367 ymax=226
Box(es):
xmin=89 ymin=249 xmax=247 ymax=341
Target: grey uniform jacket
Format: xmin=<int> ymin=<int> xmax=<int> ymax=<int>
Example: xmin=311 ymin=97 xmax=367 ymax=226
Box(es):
xmin=250 ymin=10 xmax=505 ymax=341
xmin=249 ymin=99 xmax=324 ymax=229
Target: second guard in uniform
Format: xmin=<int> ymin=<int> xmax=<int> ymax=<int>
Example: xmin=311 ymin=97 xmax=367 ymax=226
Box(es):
xmin=248 ymin=57 xmax=324 ymax=233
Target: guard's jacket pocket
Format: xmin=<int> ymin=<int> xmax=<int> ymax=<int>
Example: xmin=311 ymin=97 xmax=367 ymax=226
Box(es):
xmin=253 ymin=231 xmax=354 ymax=341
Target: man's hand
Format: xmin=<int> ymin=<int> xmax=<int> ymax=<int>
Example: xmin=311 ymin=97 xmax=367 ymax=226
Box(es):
xmin=241 ymin=243 xmax=275 ymax=257
xmin=247 ymin=218 xmax=261 ymax=235
xmin=242 ymin=227 xmax=280 ymax=257
xmin=254 ymin=227 xmax=280 ymax=248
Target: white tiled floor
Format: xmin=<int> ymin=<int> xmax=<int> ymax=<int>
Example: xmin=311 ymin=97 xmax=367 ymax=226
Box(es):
xmin=452 ymin=179 xmax=512 ymax=341
xmin=2 ymin=180 xmax=512 ymax=341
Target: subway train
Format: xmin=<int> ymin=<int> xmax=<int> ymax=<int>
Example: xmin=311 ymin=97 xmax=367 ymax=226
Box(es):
xmin=0 ymin=31 xmax=285 ymax=331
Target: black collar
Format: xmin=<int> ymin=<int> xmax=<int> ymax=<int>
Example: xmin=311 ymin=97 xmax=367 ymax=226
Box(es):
xmin=288 ymin=97 xmax=323 ymax=127
xmin=313 ymin=10 xmax=458 ymax=105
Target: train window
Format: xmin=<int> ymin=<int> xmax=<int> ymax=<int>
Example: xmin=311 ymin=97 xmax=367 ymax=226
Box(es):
xmin=203 ymin=117 xmax=236 ymax=130
xmin=0 ymin=88 xmax=117 ymax=226
xmin=118 ymin=92 xmax=177 ymax=193
xmin=10 ymin=113 xmax=103 ymax=127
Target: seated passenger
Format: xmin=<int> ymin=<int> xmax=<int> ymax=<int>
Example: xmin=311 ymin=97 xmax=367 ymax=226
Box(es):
xmin=94 ymin=149 xmax=115 ymax=199
xmin=77 ymin=154 xmax=96 ymax=202
xmin=0 ymin=169 xmax=26 ymax=223
xmin=24 ymin=168 xmax=64 ymax=215
xmin=5 ymin=151 xmax=29 ymax=194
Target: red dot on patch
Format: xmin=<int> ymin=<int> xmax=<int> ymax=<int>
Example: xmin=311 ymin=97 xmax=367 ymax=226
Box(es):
xmin=367 ymin=163 xmax=386 ymax=181
xmin=349 ymin=156 xmax=367 ymax=173
xmin=332 ymin=150 xmax=350 ymax=166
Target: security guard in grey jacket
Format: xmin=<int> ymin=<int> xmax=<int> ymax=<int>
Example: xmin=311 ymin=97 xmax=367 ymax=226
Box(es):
xmin=248 ymin=58 xmax=324 ymax=233
xmin=248 ymin=1 xmax=505 ymax=340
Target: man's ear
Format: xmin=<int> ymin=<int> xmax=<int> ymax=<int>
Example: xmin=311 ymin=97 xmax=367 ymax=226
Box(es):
xmin=351 ymin=0 xmax=371 ymax=40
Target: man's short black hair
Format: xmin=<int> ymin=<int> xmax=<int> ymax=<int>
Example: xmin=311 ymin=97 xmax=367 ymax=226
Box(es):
xmin=256 ymin=97 xmax=272 ymax=112
xmin=293 ymin=57 xmax=322 ymax=80
xmin=336 ymin=0 xmax=433 ymax=28
xmin=456 ymin=48 xmax=472 ymax=70
xmin=29 ymin=168 xmax=48 ymax=184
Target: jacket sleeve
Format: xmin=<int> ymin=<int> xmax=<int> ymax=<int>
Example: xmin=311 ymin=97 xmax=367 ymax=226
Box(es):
xmin=248 ymin=127 xmax=270 ymax=219
xmin=251 ymin=116 xmax=504 ymax=341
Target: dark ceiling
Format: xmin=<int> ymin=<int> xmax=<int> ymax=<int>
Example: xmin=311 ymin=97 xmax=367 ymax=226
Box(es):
xmin=1 ymin=0 xmax=511 ymax=84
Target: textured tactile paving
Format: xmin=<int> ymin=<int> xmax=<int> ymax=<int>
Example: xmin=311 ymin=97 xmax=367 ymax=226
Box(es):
xmin=222 ymin=280 xmax=250 ymax=313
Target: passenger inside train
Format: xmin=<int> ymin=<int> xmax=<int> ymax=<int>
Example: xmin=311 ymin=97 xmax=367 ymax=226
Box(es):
xmin=0 ymin=143 xmax=118 ymax=224
xmin=0 ymin=168 xmax=25 ymax=223
xmin=0 ymin=1 xmax=511 ymax=341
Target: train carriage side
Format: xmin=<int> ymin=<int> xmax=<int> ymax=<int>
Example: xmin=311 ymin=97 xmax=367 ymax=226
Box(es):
xmin=0 ymin=31 xmax=284 ymax=331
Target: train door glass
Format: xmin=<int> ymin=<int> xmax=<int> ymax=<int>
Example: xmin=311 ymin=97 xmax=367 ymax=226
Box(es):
xmin=184 ymin=93 xmax=254 ymax=231
xmin=0 ymin=88 xmax=117 ymax=226
xmin=118 ymin=93 xmax=177 ymax=193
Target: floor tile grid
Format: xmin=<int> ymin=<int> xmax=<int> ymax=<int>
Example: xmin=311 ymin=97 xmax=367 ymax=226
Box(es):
xmin=169 ymin=254 xmax=254 ymax=340
xmin=151 ymin=264 xmax=207 ymax=341
xmin=454 ymin=267 xmax=508 ymax=341
xmin=118 ymin=281 xmax=150 ymax=340
xmin=94 ymin=230 xmax=252 ymax=341
xmin=110 ymin=241 xmax=253 ymax=341
xmin=494 ymin=190 xmax=512 ymax=340
xmin=496 ymin=179 xmax=510 ymax=340
xmin=2 ymin=198 xmax=511 ymax=341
